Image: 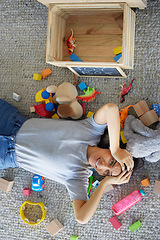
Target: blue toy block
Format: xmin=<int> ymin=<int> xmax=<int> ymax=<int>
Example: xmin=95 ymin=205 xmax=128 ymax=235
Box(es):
xmin=92 ymin=180 xmax=99 ymax=189
xmin=78 ymin=82 xmax=87 ymax=91
xmin=114 ymin=53 xmax=122 ymax=62
xmin=69 ymin=53 xmax=83 ymax=62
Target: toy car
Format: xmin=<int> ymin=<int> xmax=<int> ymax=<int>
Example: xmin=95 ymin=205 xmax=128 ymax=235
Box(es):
xmin=31 ymin=175 xmax=44 ymax=192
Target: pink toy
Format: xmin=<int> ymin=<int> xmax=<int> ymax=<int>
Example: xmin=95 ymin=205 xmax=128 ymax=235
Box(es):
xmin=81 ymin=102 xmax=86 ymax=115
xmin=112 ymin=189 xmax=145 ymax=215
xmin=23 ymin=188 xmax=31 ymax=196
xmin=109 ymin=216 xmax=122 ymax=230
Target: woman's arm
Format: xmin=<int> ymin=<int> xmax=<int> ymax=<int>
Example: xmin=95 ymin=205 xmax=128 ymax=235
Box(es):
xmin=73 ymin=170 xmax=132 ymax=224
xmin=93 ymin=103 xmax=134 ymax=171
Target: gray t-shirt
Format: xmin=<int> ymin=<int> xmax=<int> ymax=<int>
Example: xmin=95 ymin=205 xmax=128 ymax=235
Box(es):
xmin=15 ymin=116 xmax=107 ymax=202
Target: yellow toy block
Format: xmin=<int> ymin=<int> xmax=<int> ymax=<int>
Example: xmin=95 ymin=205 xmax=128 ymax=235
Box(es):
xmin=33 ymin=73 xmax=42 ymax=81
xmin=41 ymin=68 xmax=52 ymax=79
xmin=113 ymin=46 xmax=122 ymax=55
xmin=35 ymin=88 xmax=46 ymax=102
xmin=87 ymin=111 xmax=94 ymax=118
xmin=52 ymin=114 xmax=59 ymax=119
xmin=120 ymin=131 xmax=127 ymax=144
xmin=141 ymin=178 xmax=150 ymax=187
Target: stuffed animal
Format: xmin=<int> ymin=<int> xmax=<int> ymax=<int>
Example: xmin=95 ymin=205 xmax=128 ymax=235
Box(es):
xmin=124 ymin=115 xmax=160 ymax=162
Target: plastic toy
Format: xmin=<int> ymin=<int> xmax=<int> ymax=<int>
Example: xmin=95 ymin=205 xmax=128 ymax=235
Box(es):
xmin=87 ymin=175 xmax=93 ymax=198
xmin=120 ymin=130 xmax=127 ymax=144
xmin=113 ymin=46 xmax=122 ymax=55
xmin=20 ymin=200 xmax=46 ymax=225
xmin=31 ymin=175 xmax=44 ymax=192
xmin=153 ymin=180 xmax=160 ymax=195
xmin=114 ymin=52 xmax=122 ymax=62
xmin=52 ymin=113 xmax=59 ymax=119
xmin=41 ymin=68 xmax=52 ymax=79
xmin=0 ymin=177 xmax=14 ymax=192
xmin=112 ymin=189 xmax=145 ymax=215
xmin=109 ymin=216 xmax=122 ymax=230
xmin=77 ymin=87 xmax=101 ymax=102
xmin=119 ymin=78 xmax=135 ymax=103
xmin=92 ymin=180 xmax=99 ymax=189
xmin=87 ymin=111 xmax=94 ymax=118
xmin=141 ymin=178 xmax=150 ymax=187
xmin=152 ymin=103 xmax=159 ymax=116
xmin=69 ymin=53 xmax=82 ymax=62
xmin=33 ymin=73 xmax=42 ymax=81
xmin=67 ymin=29 xmax=77 ymax=54
xmin=129 ymin=220 xmax=142 ymax=232
xmin=34 ymin=104 xmax=52 ymax=118
xmin=119 ymin=105 xmax=133 ymax=128
xmin=46 ymin=219 xmax=64 ymax=236
xmin=70 ymin=236 xmax=79 ymax=240
xmin=81 ymin=102 xmax=86 ymax=115
xmin=13 ymin=92 xmax=21 ymax=101
xmin=23 ymin=188 xmax=31 ymax=196
xmin=78 ymin=82 xmax=87 ymax=91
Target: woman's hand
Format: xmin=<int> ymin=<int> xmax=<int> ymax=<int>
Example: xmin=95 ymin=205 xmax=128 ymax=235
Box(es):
xmin=104 ymin=169 xmax=132 ymax=185
xmin=112 ymin=148 xmax=134 ymax=171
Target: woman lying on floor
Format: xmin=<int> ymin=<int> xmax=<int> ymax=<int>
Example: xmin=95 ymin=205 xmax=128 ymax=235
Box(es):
xmin=0 ymin=99 xmax=134 ymax=224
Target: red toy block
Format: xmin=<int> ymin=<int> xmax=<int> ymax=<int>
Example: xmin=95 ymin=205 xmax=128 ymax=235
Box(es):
xmin=23 ymin=188 xmax=31 ymax=196
xmin=109 ymin=216 xmax=122 ymax=230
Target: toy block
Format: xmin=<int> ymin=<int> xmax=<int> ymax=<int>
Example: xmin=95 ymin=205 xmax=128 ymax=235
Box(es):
xmin=113 ymin=46 xmax=122 ymax=55
xmin=81 ymin=102 xmax=86 ymax=115
xmin=46 ymin=219 xmax=63 ymax=236
xmin=52 ymin=113 xmax=59 ymax=119
xmin=114 ymin=53 xmax=122 ymax=62
xmin=133 ymin=100 xmax=150 ymax=117
xmin=70 ymin=236 xmax=79 ymax=240
xmin=92 ymin=180 xmax=99 ymax=189
xmin=87 ymin=111 xmax=94 ymax=118
xmin=139 ymin=110 xmax=159 ymax=127
xmin=30 ymin=106 xmax=35 ymax=113
xmin=153 ymin=180 xmax=160 ymax=195
xmin=23 ymin=188 xmax=31 ymax=196
xmin=109 ymin=216 xmax=122 ymax=230
xmin=33 ymin=73 xmax=42 ymax=81
xmin=129 ymin=220 xmax=142 ymax=232
xmin=13 ymin=92 xmax=21 ymax=101
xmin=141 ymin=178 xmax=150 ymax=187
xmin=41 ymin=68 xmax=52 ymax=79
xmin=152 ymin=103 xmax=159 ymax=116
xmin=104 ymin=184 xmax=116 ymax=193
xmin=0 ymin=177 xmax=14 ymax=192
xmin=120 ymin=131 xmax=127 ymax=144
xmin=78 ymin=82 xmax=87 ymax=91
xmin=69 ymin=53 xmax=83 ymax=62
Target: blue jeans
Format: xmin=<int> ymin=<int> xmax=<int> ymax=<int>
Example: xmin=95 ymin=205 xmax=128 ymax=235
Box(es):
xmin=0 ymin=99 xmax=27 ymax=169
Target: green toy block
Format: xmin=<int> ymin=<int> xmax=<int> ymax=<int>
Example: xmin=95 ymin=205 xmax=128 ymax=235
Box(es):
xmin=129 ymin=220 xmax=142 ymax=232
xmin=70 ymin=236 xmax=78 ymax=240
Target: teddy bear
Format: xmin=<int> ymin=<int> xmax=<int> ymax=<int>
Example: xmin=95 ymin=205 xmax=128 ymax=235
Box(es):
xmin=124 ymin=115 xmax=160 ymax=162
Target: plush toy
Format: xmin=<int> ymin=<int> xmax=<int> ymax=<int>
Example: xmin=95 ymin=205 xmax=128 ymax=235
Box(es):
xmin=124 ymin=115 xmax=160 ymax=162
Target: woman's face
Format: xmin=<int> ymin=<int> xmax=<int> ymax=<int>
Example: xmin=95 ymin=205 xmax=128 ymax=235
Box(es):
xmin=88 ymin=148 xmax=122 ymax=176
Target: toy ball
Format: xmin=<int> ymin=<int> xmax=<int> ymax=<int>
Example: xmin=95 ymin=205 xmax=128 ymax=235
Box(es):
xmin=45 ymin=102 xmax=54 ymax=111
xmin=42 ymin=90 xmax=50 ymax=99
xmin=46 ymin=85 xmax=57 ymax=94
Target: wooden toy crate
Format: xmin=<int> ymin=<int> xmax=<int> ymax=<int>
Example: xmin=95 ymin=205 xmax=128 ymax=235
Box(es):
xmin=37 ymin=0 xmax=147 ymax=77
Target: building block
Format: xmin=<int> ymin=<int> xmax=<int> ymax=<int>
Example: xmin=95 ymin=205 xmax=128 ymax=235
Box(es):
xmin=52 ymin=113 xmax=59 ymax=119
xmin=0 ymin=177 xmax=14 ymax=192
xmin=30 ymin=106 xmax=35 ymax=113
xmin=81 ymin=102 xmax=86 ymax=115
xmin=87 ymin=111 xmax=94 ymax=118
xmin=120 ymin=131 xmax=127 ymax=144
xmin=78 ymin=82 xmax=87 ymax=91
xmin=46 ymin=219 xmax=64 ymax=236
xmin=41 ymin=68 xmax=52 ymax=79
xmin=152 ymin=103 xmax=159 ymax=116
xmin=141 ymin=178 xmax=150 ymax=187
xmin=33 ymin=73 xmax=42 ymax=81
xmin=139 ymin=110 xmax=159 ymax=127
xmin=113 ymin=46 xmax=122 ymax=55
xmin=70 ymin=236 xmax=79 ymax=240
xmin=153 ymin=180 xmax=160 ymax=195
xmin=133 ymin=100 xmax=150 ymax=117
xmin=114 ymin=53 xmax=122 ymax=62
xmin=109 ymin=216 xmax=122 ymax=230
xmin=92 ymin=180 xmax=99 ymax=189
xmin=69 ymin=53 xmax=83 ymax=62
xmin=23 ymin=188 xmax=31 ymax=196
xmin=129 ymin=220 xmax=142 ymax=232
xmin=13 ymin=92 xmax=21 ymax=101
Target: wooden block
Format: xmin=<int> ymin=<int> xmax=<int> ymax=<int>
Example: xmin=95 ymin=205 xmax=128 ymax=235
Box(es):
xmin=109 ymin=216 xmax=122 ymax=230
xmin=141 ymin=178 xmax=150 ymax=187
xmin=133 ymin=100 xmax=150 ymax=117
xmin=52 ymin=113 xmax=59 ymax=119
xmin=120 ymin=131 xmax=127 ymax=144
xmin=129 ymin=220 xmax=142 ymax=232
xmin=153 ymin=180 xmax=160 ymax=195
xmin=46 ymin=219 xmax=63 ymax=236
xmin=30 ymin=106 xmax=35 ymax=113
xmin=23 ymin=188 xmax=31 ymax=196
xmin=113 ymin=46 xmax=122 ymax=55
xmin=41 ymin=68 xmax=52 ymax=79
xmin=87 ymin=111 xmax=94 ymax=118
xmin=0 ymin=177 xmax=14 ymax=192
xmin=33 ymin=73 xmax=42 ymax=81
xmin=139 ymin=110 xmax=159 ymax=127
xmin=70 ymin=236 xmax=79 ymax=240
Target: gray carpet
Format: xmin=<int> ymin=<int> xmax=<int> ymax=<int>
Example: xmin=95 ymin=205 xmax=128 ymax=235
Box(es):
xmin=0 ymin=0 xmax=160 ymax=239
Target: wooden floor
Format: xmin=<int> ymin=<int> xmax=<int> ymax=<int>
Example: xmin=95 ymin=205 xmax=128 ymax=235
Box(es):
xmin=63 ymin=11 xmax=123 ymax=62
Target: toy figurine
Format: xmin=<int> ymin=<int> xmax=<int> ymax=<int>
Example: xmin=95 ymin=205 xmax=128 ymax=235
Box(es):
xmin=119 ymin=105 xmax=133 ymax=128
xmin=77 ymin=87 xmax=101 ymax=102
xmin=67 ymin=29 xmax=77 ymax=54
xmin=119 ymin=78 xmax=135 ymax=103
